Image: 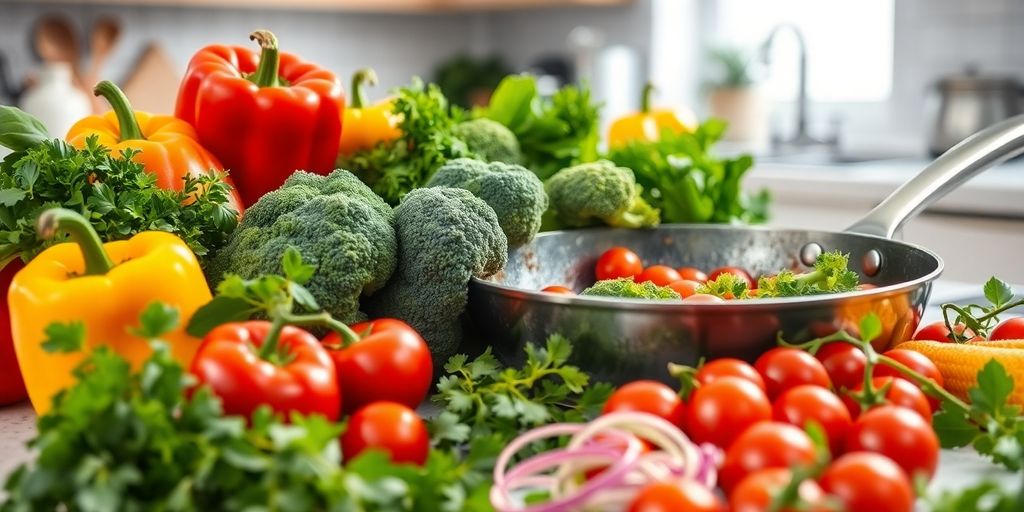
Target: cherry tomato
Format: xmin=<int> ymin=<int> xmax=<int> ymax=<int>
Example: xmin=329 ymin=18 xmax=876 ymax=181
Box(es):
xmin=843 ymin=377 xmax=932 ymax=421
xmin=682 ymin=294 xmax=726 ymax=304
xmin=677 ymin=267 xmax=709 ymax=283
xmin=341 ymin=402 xmax=429 ymax=466
xmin=845 ymin=405 xmax=939 ymax=480
xmin=718 ymin=422 xmax=817 ymax=492
xmin=772 ymin=385 xmax=852 ymax=456
xmin=707 ymin=266 xmax=755 ymax=289
xmin=596 ymin=247 xmax=643 ymax=281
xmin=990 ymin=317 xmax=1024 ymax=340
xmin=667 ymin=279 xmax=702 ymax=298
xmin=695 ymin=358 xmax=766 ymax=391
xmin=684 ymin=376 xmax=770 ymax=449
xmin=627 ymin=480 xmax=725 ymax=512
xmin=913 ymin=321 xmax=979 ymax=343
xmin=874 ymin=348 xmax=944 ymax=411
xmin=819 ymin=452 xmax=915 ymax=512
xmin=604 ymin=380 xmax=686 ymax=431
xmin=754 ymin=348 xmax=831 ymax=400
xmin=814 ymin=342 xmax=866 ymax=392
xmin=729 ymin=468 xmax=826 ymax=512
xmin=541 ymin=285 xmax=575 ymax=295
xmin=637 ymin=265 xmax=684 ymax=287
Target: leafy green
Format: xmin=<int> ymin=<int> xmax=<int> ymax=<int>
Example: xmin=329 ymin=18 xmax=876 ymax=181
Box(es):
xmin=338 ymin=78 xmax=473 ymax=205
xmin=756 ymin=251 xmax=859 ymax=298
xmin=0 ymin=135 xmax=238 ymax=264
xmin=605 ymin=119 xmax=770 ymax=224
xmin=431 ymin=334 xmax=613 ymax=450
xmin=927 ymin=478 xmax=1023 ymax=512
xmin=581 ymin=278 xmax=680 ymax=300
xmin=478 ymin=75 xmax=601 ymax=180
xmin=3 ymin=305 xmax=495 ymax=511
xmin=0 ymin=106 xmax=50 ymax=152
xmin=941 ymin=277 xmax=1023 ymax=342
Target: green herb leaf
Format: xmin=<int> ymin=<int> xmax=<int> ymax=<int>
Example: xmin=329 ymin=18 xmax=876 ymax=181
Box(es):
xmin=983 ymin=277 xmax=1014 ymax=308
xmin=186 ymin=296 xmax=258 ymax=337
xmin=859 ymin=313 xmax=883 ymax=344
xmin=281 ymin=246 xmax=315 ymax=285
xmin=41 ymin=321 xmax=86 ymax=353
xmin=130 ymin=302 xmax=180 ymax=339
xmin=932 ymin=408 xmax=979 ymax=448
xmin=0 ymin=106 xmax=50 ymax=152
xmin=970 ymin=359 xmax=1015 ymax=413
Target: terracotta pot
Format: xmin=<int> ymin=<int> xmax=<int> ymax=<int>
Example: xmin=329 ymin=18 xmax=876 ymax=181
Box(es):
xmin=708 ymin=86 xmax=769 ymax=151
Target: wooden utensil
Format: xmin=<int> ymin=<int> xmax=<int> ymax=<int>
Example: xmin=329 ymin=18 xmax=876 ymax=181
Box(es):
xmin=122 ymin=43 xmax=180 ymax=114
xmin=85 ymin=17 xmax=121 ymax=112
xmin=33 ymin=15 xmax=84 ymax=88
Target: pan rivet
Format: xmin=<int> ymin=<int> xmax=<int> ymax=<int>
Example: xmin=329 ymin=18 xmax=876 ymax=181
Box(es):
xmin=863 ymin=250 xmax=883 ymax=277
xmin=799 ymin=243 xmax=823 ymax=266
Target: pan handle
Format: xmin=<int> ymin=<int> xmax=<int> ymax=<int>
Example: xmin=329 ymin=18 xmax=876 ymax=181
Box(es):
xmin=846 ymin=114 xmax=1024 ymax=238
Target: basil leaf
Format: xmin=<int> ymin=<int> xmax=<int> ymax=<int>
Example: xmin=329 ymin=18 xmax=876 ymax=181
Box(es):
xmin=0 ymin=106 xmax=50 ymax=152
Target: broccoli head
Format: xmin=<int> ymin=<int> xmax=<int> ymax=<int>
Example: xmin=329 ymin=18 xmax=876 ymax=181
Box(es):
xmin=366 ymin=187 xmax=508 ymax=367
xmin=453 ymin=118 xmax=522 ymax=164
xmin=206 ymin=170 xmax=397 ymax=323
xmin=581 ymin=278 xmax=681 ymax=300
xmin=544 ymin=160 xmax=660 ymax=229
xmin=426 ymin=158 xmax=548 ymax=247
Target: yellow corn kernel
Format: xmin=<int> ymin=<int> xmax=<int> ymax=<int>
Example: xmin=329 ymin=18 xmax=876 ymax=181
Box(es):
xmin=896 ymin=340 xmax=1024 ymax=407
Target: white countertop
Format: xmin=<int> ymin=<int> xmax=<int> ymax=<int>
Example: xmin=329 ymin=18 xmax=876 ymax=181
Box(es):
xmin=746 ymin=157 xmax=1024 ymax=218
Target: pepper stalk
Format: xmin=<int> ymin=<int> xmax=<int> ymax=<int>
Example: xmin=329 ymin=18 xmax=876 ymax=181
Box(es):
xmin=36 ymin=208 xmax=114 ymax=276
xmin=93 ymin=80 xmax=144 ymax=142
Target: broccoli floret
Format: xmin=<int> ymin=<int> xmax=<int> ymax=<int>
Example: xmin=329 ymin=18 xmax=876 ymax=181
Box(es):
xmin=581 ymin=278 xmax=681 ymax=300
xmin=426 ymin=158 xmax=547 ymax=247
xmin=453 ymin=118 xmax=522 ymax=164
xmin=366 ymin=187 xmax=508 ymax=367
xmin=206 ymin=170 xmax=397 ymax=323
xmin=544 ymin=160 xmax=660 ymax=229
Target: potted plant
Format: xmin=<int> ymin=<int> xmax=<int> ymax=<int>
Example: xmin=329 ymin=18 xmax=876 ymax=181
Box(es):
xmin=706 ymin=47 xmax=769 ymax=151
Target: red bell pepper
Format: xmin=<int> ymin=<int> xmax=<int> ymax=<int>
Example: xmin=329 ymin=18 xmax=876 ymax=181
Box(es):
xmin=0 ymin=260 xmax=27 ymax=406
xmin=190 ymin=320 xmax=341 ymax=421
xmin=175 ymin=30 xmax=345 ymax=206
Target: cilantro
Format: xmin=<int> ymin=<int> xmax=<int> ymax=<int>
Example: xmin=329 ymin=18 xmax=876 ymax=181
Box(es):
xmin=941 ymin=277 xmax=1024 ymax=342
xmin=40 ymin=321 xmax=86 ymax=353
xmin=0 ymin=135 xmax=238 ymax=264
xmin=431 ymin=334 xmax=613 ymax=450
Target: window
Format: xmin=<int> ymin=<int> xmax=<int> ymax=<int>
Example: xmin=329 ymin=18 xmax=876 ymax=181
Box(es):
xmin=709 ymin=0 xmax=895 ymax=103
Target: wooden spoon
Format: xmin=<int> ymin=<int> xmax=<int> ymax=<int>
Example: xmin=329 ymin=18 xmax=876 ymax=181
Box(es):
xmin=33 ymin=15 xmax=87 ymax=91
xmin=85 ymin=17 xmax=121 ymax=112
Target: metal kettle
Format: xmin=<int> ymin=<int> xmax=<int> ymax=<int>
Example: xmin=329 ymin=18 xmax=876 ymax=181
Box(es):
xmin=928 ymin=68 xmax=1023 ymax=156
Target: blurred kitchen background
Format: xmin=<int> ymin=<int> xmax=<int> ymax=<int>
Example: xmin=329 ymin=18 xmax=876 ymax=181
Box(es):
xmin=1 ymin=0 xmax=1022 ymax=283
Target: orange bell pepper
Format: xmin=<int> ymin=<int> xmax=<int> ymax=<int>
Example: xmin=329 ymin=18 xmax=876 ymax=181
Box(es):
xmin=8 ymin=208 xmax=211 ymax=415
xmin=66 ymin=81 xmax=244 ymax=214
xmin=337 ymin=68 xmax=401 ymax=156
xmin=607 ymin=83 xmax=697 ymax=148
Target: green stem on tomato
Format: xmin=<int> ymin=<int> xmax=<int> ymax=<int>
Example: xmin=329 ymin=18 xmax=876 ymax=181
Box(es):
xmin=278 ymin=312 xmax=360 ymax=346
xmin=350 ymin=68 xmax=378 ymax=109
xmin=93 ymin=80 xmax=144 ymax=141
xmin=249 ymin=30 xmax=282 ymax=88
xmin=36 ymin=208 xmax=114 ymax=276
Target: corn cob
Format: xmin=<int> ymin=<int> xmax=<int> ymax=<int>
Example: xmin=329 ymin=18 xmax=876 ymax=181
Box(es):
xmin=896 ymin=339 xmax=1024 ymax=407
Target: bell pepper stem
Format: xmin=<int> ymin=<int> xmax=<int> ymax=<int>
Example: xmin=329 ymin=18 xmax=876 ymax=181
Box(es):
xmin=249 ymin=30 xmax=281 ymax=88
xmin=351 ymin=68 xmax=378 ymax=109
xmin=258 ymin=316 xmax=288 ymax=361
xmin=93 ymin=80 xmax=144 ymax=141
xmin=36 ymin=208 xmax=114 ymax=276
xmin=640 ymin=82 xmax=655 ymax=113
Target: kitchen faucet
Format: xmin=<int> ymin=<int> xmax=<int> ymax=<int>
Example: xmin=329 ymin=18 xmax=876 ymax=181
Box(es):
xmin=759 ymin=24 xmax=837 ymax=152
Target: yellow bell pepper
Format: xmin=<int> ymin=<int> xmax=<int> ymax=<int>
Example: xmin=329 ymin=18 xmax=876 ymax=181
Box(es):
xmin=8 ymin=208 xmax=211 ymax=414
xmin=337 ymin=68 xmax=402 ymax=156
xmin=607 ymin=83 xmax=697 ymax=148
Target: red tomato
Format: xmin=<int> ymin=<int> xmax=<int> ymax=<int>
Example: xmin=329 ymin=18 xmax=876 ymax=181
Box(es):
xmin=684 ymin=377 xmax=771 ymax=449
xmin=604 ymin=380 xmax=686 ymax=430
xmin=845 ymin=405 xmax=939 ymax=480
xmin=627 ymin=480 xmax=725 ymax=512
xmin=819 ymin=452 xmax=915 ymax=512
xmin=874 ymin=348 xmax=944 ymax=412
xmin=637 ymin=265 xmax=684 ymax=287
xmin=843 ymin=377 xmax=932 ymax=421
xmin=913 ymin=321 xmax=979 ymax=343
xmin=667 ymin=279 xmax=702 ymax=298
xmin=682 ymin=294 xmax=726 ymax=304
xmin=772 ymin=385 xmax=852 ymax=456
xmin=814 ymin=342 xmax=866 ymax=392
xmin=596 ymin=247 xmax=644 ymax=281
xmin=322 ymin=319 xmax=433 ymax=415
xmin=541 ymin=285 xmax=575 ymax=295
xmin=729 ymin=468 xmax=826 ymax=512
xmin=707 ymin=266 xmax=755 ymax=289
xmin=990 ymin=317 xmax=1024 ymax=340
xmin=341 ymin=402 xmax=429 ymax=466
xmin=677 ymin=267 xmax=709 ymax=283
xmin=695 ymin=358 xmax=766 ymax=391
xmin=718 ymin=422 xmax=817 ymax=492
xmin=754 ymin=348 xmax=831 ymax=400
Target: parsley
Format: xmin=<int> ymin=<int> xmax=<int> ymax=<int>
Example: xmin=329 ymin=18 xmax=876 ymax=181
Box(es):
xmin=927 ymin=477 xmax=1023 ymax=512
xmin=940 ymin=276 xmax=1024 ymax=341
xmin=430 ymin=334 xmax=613 ymax=449
xmin=0 ymin=134 xmax=238 ymax=264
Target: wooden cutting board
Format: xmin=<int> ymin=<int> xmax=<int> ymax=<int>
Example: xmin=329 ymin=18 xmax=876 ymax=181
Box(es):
xmin=122 ymin=43 xmax=180 ymax=114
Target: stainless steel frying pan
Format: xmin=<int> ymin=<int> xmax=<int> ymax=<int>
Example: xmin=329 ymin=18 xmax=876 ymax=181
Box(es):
xmin=467 ymin=115 xmax=1024 ymax=383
